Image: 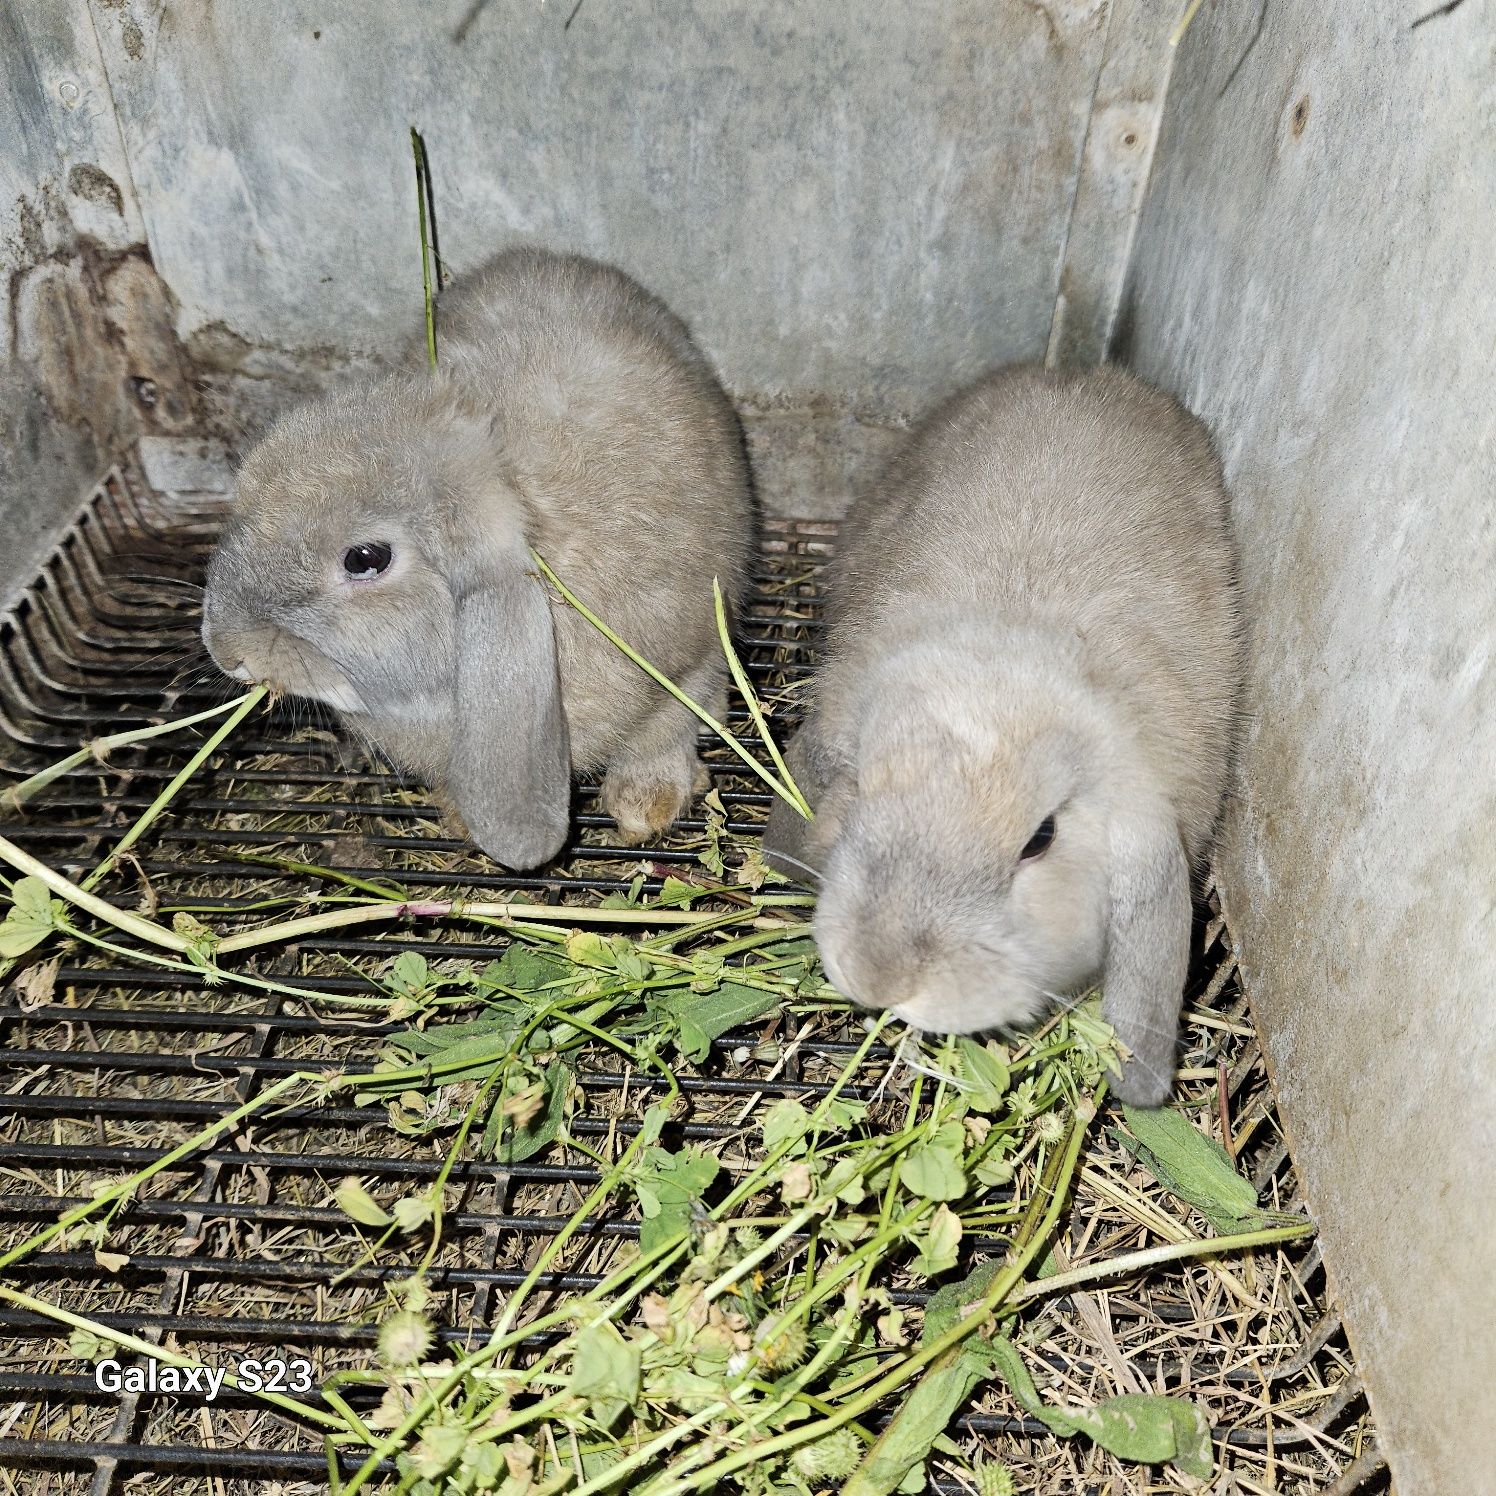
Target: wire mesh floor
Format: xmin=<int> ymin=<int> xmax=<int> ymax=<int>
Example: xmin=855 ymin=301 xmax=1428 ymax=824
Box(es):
xmin=0 ymin=458 xmax=1386 ymax=1495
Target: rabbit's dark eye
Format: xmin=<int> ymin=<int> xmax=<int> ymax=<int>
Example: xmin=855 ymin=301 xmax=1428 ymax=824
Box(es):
xmin=1019 ymin=814 xmax=1056 ymax=861
xmin=343 ymin=542 xmax=393 ymax=579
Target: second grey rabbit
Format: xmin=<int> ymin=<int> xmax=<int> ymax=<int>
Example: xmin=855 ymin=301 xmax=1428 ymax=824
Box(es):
xmin=764 ymin=365 xmax=1242 ymax=1106
xmin=203 ymin=249 xmax=752 ymax=869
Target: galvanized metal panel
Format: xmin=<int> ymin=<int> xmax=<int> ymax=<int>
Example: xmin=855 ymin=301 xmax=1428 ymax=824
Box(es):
xmin=1121 ymin=4 xmax=1496 ymax=1490
xmin=84 ymin=0 xmax=1168 ymax=508
xmin=1046 ymin=0 xmax=1175 ymax=365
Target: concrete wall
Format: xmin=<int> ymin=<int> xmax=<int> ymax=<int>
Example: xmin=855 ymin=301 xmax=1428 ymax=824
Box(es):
xmin=1119 ymin=3 xmax=1496 ymax=1491
xmin=78 ymin=0 xmax=1171 ymax=512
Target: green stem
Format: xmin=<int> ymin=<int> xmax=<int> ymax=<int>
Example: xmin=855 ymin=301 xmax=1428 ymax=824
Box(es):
xmin=214 ymin=896 xmax=784 ymax=955
xmin=711 ymin=578 xmax=809 ymax=818
xmin=2 ymin=693 xmax=256 ymax=814
xmin=0 ymin=1071 xmax=315 ymax=1270
xmin=698 ymin=920 xmax=813 ymax=959
xmin=1005 ymin=1219 xmax=1315 ymax=1305
xmin=336 ymin=1057 xmax=685 ymax=1496
xmin=637 ymin=1089 xmax=1102 ymax=1496
xmin=637 ymin=904 xmax=765 ymax=951
xmin=416 ymin=1073 xmax=502 ymax=1278
xmin=0 ymin=1283 xmax=346 ymax=1432
xmin=215 ymin=898 xmax=453 ymax=953
xmin=83 ymin=686 xmax=267 ymax=891
xmin=644 ymin=1111 xmax=960 ymax=1476
xmin=531 ymin=552 xmax=803 ymax=810
xmin=713 ymin=1013 xmax=891 ymax=1220
xmin=0 ymin=689 xmax=265 ymax=959
xmin=60 ymin=921 xmax=396 ymax=1009
xmin=411 ymin=126 xmax=437 ymax=368
xmin=566 ymin=1403 xmax=731 ymax=1496
xmin=699 ymin=1200 xmax=828 ymax=1305
xmin=218 ymin=852 xmax=406 ymax=900
xmin=0 ymin=833 xmax=194 ymax=954
xmin=491 ymin=1078 xmax=679 ymax=1346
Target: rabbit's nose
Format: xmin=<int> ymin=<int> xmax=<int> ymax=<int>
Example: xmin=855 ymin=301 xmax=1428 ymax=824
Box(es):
xmin=203 ymin=631 xmax=250 ymax=679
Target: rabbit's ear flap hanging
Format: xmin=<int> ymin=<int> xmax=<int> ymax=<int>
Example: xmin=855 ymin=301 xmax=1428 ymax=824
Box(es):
xmin=446 ymin=535 xmax=572 ymax=870
xmin=1101 ymin=799 xmax=1192 ymax=1108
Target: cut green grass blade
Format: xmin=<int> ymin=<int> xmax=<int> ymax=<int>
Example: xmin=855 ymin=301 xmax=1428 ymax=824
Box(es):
xmin=532 ymin=552 xmax=808 ymax=814
xmin=83 ymin=685 xmax=266 ymax=891
xmin=411 ymin=126 xmax=438 ymax=368
xmin=712 ymin=577 xmax=810 ymax=818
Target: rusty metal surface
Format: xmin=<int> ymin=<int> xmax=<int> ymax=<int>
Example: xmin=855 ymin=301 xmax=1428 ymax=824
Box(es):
xmin=0 ymin=5 xmax=193 ymax=606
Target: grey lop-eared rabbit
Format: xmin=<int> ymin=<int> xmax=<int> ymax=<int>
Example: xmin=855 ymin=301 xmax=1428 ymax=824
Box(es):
xmin=203 ymin=249 xmax=752 ymax=869
xmin=765 ymin=366 xmax=1242 ymax=1106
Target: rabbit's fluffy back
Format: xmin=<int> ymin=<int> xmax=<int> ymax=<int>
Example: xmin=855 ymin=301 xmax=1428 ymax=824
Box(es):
xmin=424 ymin=249 xmax=752 ymax=765
xmin=819 ymin=365 xmax=1241 ymax=862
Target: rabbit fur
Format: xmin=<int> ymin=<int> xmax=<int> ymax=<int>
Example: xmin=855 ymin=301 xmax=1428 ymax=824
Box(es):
xmin=203 ymin=248 xmax=752 ymax=869
xmin=764 ymin=364 xmax=1242 ymax=1107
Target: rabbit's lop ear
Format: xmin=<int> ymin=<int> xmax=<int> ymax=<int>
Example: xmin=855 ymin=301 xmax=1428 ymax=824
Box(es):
xmin=762 ymin=721 xmax=850 ymax=884
xmin=448 ymin=539 xmax=572 ymax=870
xmin=1102 ymin=803 xmax=1192 ymax=1108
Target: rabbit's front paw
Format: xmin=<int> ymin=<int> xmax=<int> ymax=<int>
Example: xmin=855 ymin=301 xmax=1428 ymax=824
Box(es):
xmin=601 ymin=766 xmax=693 ymax=844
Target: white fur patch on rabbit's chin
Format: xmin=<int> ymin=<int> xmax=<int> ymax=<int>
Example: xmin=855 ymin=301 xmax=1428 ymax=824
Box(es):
xmin=310 ymin=680 xmax=368 ymax=714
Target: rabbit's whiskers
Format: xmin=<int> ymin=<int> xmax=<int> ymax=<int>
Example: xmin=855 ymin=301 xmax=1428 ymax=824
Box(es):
xmin=764 ymin=846 xmax=821 ymax=886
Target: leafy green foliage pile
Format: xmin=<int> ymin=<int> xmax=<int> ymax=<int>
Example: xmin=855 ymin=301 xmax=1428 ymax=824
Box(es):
xmin=303 ymin=884 xmax=1254 ymax=1496
xmin=0 ymin=818 xmax=1309 ymax=1495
